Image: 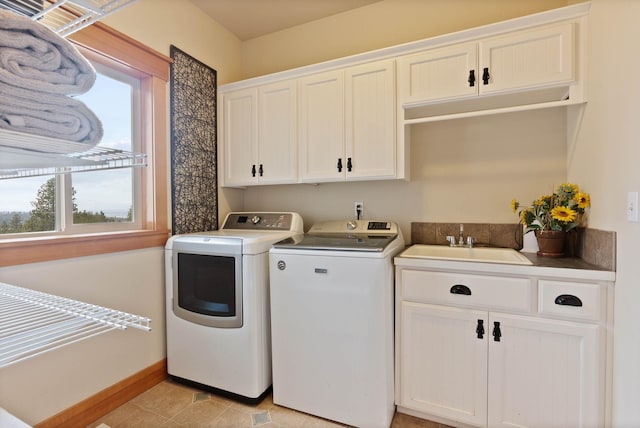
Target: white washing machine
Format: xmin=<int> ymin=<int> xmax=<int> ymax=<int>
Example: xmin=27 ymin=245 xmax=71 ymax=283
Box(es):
xmin=165 ymin=212 xmax=303 ymax=402
xmin=269 ymin=220 xmax=405 ymax=427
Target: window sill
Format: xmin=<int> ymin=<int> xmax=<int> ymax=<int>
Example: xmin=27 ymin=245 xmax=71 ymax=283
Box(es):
xmin=0 ymin=230 xmax=170 ymax=267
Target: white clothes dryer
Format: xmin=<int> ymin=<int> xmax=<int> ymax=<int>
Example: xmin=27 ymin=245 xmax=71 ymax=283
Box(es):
xmin=165 ymin=212 xmax=303 ymax=402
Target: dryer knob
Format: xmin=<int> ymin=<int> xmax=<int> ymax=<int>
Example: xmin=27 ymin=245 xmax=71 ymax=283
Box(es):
xmin=251 ymin=215 xmax=262 ymax=225
xmin=347 ymin=221 xmax=357 ymax=230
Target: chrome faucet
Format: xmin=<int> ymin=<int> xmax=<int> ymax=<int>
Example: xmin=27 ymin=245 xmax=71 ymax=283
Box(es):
xmin=446 ymin=224 xmax=474 ymax=248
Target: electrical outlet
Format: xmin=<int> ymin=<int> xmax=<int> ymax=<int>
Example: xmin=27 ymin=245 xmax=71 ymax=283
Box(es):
xmin=628 ymin=192 xmax=638 ymax=222
xmin=354 ymin=201 xmax=364 ymax=219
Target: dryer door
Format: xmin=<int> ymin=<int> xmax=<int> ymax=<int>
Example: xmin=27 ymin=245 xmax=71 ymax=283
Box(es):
xmin=171 ymin=238 xmax=243 ymax=328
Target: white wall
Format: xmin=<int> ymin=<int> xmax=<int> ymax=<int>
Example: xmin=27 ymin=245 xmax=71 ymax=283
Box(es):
xmin=568 ymin=1 xmax=640 ymax=425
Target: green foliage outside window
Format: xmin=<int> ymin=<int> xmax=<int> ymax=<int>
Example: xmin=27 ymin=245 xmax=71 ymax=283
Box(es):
xmin=0 ymin=178 xmax=131 ymax=234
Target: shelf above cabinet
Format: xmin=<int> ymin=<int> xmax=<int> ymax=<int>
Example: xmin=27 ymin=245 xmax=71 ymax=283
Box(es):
xmin=0 ymin=129 xmax=146 ymax=180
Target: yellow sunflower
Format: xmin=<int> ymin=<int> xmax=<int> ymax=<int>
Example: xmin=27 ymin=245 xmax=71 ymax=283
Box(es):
xmin=558 ymin=183 xmax=579 ymax=194
xmin=551 ymin=206 xmax=577 ymax=223
xmin=510 ymin=199 xmax=519 ymax=213
xmin=575 ymin=192 xmax=590 ymax=209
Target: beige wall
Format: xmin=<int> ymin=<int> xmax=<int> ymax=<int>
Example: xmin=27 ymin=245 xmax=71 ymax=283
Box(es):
xmin=245 ymin=109 xmax=567 ymax=242
xmin=568 ymin=1 xmax=640 ymax=425
xmin=241 ymin=0 xmax=570 ymax=78
xmin=10 ymin=0 xmax=640 ymax=426
xmin=0 ymin=1 xmax=243 ymax=424
xmin=0 ymin=248 xmax=165 ymax=424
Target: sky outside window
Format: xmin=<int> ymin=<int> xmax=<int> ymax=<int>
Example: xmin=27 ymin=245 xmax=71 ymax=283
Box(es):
xmin=0 ymin=70 xmax=134 ymax=218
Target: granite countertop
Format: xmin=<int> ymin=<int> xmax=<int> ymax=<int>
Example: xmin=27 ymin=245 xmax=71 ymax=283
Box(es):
xmin=395 ymin=245 xmax=616 ymax=282
xmin=520 ymin=251 xmax=611 ymax=271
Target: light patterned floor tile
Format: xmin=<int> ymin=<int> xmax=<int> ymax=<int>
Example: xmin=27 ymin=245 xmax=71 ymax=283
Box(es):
xmin=87 ymin=379 xmax=454 ymax=428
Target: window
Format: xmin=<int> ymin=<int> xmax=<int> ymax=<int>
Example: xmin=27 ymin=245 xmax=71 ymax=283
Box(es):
xmin=0 ymin=64 xmax=140 ymax=235
xmin=0 ymin=23 xmax=170 ymax=267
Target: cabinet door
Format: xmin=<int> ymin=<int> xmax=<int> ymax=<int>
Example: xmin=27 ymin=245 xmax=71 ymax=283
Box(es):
xmin=298 ymin=70 xmax=345 ymax=183
xmin=345 ymin=60 xmax=396 ymax=180
xmin=398 ymin=302 xmax=488 ymax=426
xmin=258 ymin=81 xmax=298 ymax=184
xmin=222 ymin=88 xmax=258 ymax=186
xmin=488 ymin=312 xmax=603 ymax=428
xmin=397 ymin=43 xmax=478 ymax=104
xmin=479 ymin=23 xmax=574 ymax=95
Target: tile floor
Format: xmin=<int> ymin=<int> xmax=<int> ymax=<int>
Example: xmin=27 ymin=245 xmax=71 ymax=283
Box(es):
xmin=87 ymin=378 xmax=452 ymax=428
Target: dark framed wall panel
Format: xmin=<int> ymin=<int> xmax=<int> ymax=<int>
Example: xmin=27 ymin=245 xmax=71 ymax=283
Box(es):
xmin=170 ymin=46 xmax=218 ymax=234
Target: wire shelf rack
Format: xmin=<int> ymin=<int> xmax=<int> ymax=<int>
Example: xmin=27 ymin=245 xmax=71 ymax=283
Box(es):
xmin=0 ymin=129 xmax=147 ymax=179
xmin=0 ymin=0 xmax=139 ymax=36
xmin=0 ymin=282 xmax=151 ymax=368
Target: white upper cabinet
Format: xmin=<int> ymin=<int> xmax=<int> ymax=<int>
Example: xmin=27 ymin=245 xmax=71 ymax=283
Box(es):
xmin=222 ymin=88 xmax=257 ymax=186
xmin=222 ymin=81 xmax=297 ymax=186
xmin=298 ymin=70 xmax=345 ymax=183
xmin=299 ymin=59 xmax=396 ymax=183
xmin=398 ymin=42 xmax=478 ymax=104
xmin=345 ymin=60 xmax=396 ymax=181
xmin=257 ymin=81 xmax=298 ymax=185
xmin=398 ymin=22 xmax=576 ymax=107
xmin=219 ymin=3 xmax=589 ymax=186
xmin=479 ymin=23 xmax=575 ymax=95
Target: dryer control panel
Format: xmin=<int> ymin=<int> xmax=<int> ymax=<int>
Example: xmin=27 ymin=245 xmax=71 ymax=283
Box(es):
xmin=222 ymin=212 xmax=301 ymax=231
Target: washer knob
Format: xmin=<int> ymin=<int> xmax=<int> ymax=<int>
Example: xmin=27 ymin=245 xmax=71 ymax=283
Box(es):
xmin=347 ymin=221 xmax=357 ymax=230
xmin=251 ymin=215 xmax=262 ymax=225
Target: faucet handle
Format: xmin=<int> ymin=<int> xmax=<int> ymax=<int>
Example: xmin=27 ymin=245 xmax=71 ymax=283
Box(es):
xmin=466 ymin=236 xmax=475 ymax=247
xmin=446 ymin=235 xmax=456 ymax=246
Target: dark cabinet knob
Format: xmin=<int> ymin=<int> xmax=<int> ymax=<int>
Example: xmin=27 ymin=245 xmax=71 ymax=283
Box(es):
xmin=259 ymin=164 xmax=263 ymax=177
xmin=493 ymin=321 xmax=501 ymax=342
xmin=337 ymin=158 xmax=343 ymax=172
xmin=476 ymin=319 xmax=484 ymax=339
xmin=251 ymin=164 xmax=256 ymax=177
xmin=482 ymin=67 xmax=490 ymax=85
xmin=347 ymin=157 xmax=353 ymax=172
xmin=468 ymin=69 xmax=476 ymax=87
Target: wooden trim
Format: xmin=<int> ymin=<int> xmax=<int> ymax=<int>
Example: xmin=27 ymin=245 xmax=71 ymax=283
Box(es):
xmin=0 ymin=230 xmax=169 ymax=267
xmin=69 ymin=22 xmax=171 ymax=80
xmin=35 ymin=359 xmax=167 ymax=428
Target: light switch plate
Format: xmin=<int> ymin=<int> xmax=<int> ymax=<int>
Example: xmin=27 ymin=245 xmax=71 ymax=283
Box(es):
xmin=627 ymin=191 xmax=638 ymax=222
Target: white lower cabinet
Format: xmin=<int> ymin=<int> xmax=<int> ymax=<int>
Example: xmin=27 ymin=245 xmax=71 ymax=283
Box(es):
xmin=400 ymin=302 xmax=488 ymax=426
xmin=396 ymin=268 xmax=608 ymax=428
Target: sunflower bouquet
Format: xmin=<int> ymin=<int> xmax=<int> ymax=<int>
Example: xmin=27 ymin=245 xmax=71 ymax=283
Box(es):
xmin=511 ymin=183 xmax=590 ymax=233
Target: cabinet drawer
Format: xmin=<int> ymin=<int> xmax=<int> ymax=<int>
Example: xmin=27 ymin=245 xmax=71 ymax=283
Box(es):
xmin=538 ymin=280 xmax=604 ymax=322
xmin=399 ymin=269 xmax=533 ymax=313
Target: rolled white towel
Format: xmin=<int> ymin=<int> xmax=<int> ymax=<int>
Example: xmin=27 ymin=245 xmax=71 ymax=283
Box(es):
xmin=0 ymin=8 xmax=96 ymax=95
xmin=0 ymin=81 xmax=103 ymax=146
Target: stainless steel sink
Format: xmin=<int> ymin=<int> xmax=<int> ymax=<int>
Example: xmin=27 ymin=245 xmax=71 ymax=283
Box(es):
xmin=399 ymin=244 xmax=533 ymax=265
